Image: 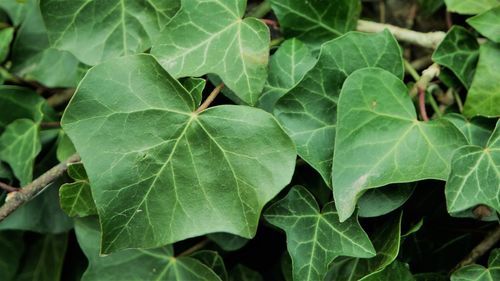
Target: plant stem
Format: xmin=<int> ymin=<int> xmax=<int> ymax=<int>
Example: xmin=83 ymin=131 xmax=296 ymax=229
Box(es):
xmin=357 ymin=20 xmax=446 ymax=49
xmin=410 ymin=63 xmax=440 ymax=98
xmin=452 ymin=89 xmax=464 ymax=113
xmin=418 ymin=87 xmax=429 ymax=121
xmin=176 ymin=239 xmax=210 ymax=257
xmin=247 ymin=1 xmax=272 ymax=18
xmin=270 ymin=37 xmax=284 ymax=48
xmin=404 ymin=59 xmax=420 ymax=81
xmin=0 ymin=154 xmax=80 ymax=221
xmin=0 ymin=182 xmax=18 ymax=193
xmin=195 ymin=83 xmax=224 ymax=113
xmin=40 ymin=122 xmax=61 ymax=129
xmin=428 ymin=92 xmax=442 ymax=118
xmin=47 ymin=89 xmax=75 ymax=107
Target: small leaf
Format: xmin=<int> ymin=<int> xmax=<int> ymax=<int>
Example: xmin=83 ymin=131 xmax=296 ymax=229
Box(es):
xmin=432 ymin=26 xmax=479 ymax=88
xmin=0 ymin=27 xmax=14 ymax=63
xmin=445 ymin=120 xmax=500 ymax=217
xmin=269 ymin=0 xmax=361 ymax=48
xmin=40 ymin=0 xmax=181 ymax=65
xmin=444 ymin=0 xmax=499 ymax=15
xmin=56 ymin=131 xmax=76 ymax=162
xmin=62 ymin=54 xmax=296 ymax=253
xmin=152 ymin=0 xmax=270 ymax=105
xmin=75 ymin=217 xmax=222 ymax=281
xmin=208 ymin=233 xmax=249 ymax=252
xmin=180 ymin=77 xmax=207 ymax=107
xmin=191 ymin=250 xmax=228 ymax=281
xmin=358 ymin=184 xmax=415 ymax=218
xmin=229 ymin=264 xmax=263 ymax=281
xmin=59 ymin=164 xmax=96 ymax=218
xmin=275 ymin=30 xmax=403 ymax=184
xmin=333 ymin=68 xmax=467 ymax=221
xmin=463 ymin=42 xmax=500 ymax=118
xmin=0 ymin=119 xmax=41 ymax=185
xmin=467 ymin=6 xmax=500 ymax=43
xmin=451 ymin=248 xmax=500 ymax=281
xmin=0 ymin=86 xmax=46 ymax=132
xmin=360 ymin=261 xmax=415 ymax=281
xmin=257 ymin=38 xmax=316 ymax=112
xmin=0 ymin=0 xmax=31 ymax=26
xmin=264 ymin=186 xmax=375 ymax=281
xmin=444 ymin=113 xmax=494 ymax=147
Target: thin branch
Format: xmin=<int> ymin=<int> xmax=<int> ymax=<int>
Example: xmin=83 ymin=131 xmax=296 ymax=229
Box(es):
xmin=410 ymin=63 xmax=440 ymax=98
xmin=450 ymin=224 xmax=500 ymax=275
xmin=195 ymin=83 xmax=224 ymax=113
xmin=40 ymin=122 xmax=61 ymax=129
xmin=47 ymin=89 xmax=75 ymax=107
xmin=176 ymin=239 xmax=210 ymax=257
xmin=357 ymin=20 xmax=446 ymax=49
xmin=0 ymin=182 xmax=19 ymax=193
xmin=0 ymin=154 xmax=81 ymax=221
xmin=404 ymin=59 xmax=420 ymax=81
xmin=418 ymin=87 xmax=429 ymax=121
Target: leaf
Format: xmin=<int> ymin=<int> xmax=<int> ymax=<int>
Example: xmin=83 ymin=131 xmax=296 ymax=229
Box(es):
xmin=451 ymin=248 xmax=500 ymax=281
xmin=333 ymin=67 xmax=468 ymax=221
xmin=0 ymin=0 xmax=31 ymax=26
xmin=275 ymin=30 xmax=404 ymax=185
xmin=229 ymin=264 xmax=263 ymax=281
xmin=59 ymin=163 xmax=97 ymax=218
xmin=444 ymin=0 xmax=499 ymax=15
xmin=463 ymin=42 xmax=500 ymax=118
xmin=467 ymin=6 xmax=500 ymax=43
xmin=360 ymin=261 xmax=415 ymax=281
xmin=327 ymin=212 xmax=403 ymax=280
xmin=151 ymin=0 xmax=269 ymax=105
xmin=40 ymin=0 xmax=181 ymax=66
xmin=62 ymin=54 xmax=296 ymax=253
xmin=444 ymin=113 xmax=494 ymax=147
xmin=0 ymin=231 xmax=24 ymax=281
xmin=0 ymin=86 xmax=46 ymax=132
xmin=432 ymin=26 xmax=479 ymax=88
xmin=56 ymin=131 xmax=76 ymax=162
xmin=180 ymin=77 xmax=207 ymax=107
xmin=358 ymin=184 xmax=415 ymax=218
xmin=75 ymin=217 xmax=222 ymax=281
xmin=0 ymin=27 xmax=14 ymax=63
xmin=257 ymin=38 xmax=316 ymax=112
xmin=0 ymin=119 xmax=41 ymax=185
xmin=15 ymin=233 xmax=68 ymax=281
xmin=191 ymin=250 xmax=228 ymax=281
xmin=445 ymin=120 xmax=500 ymax=217
xmin=269 ymin=0 xmax=361 ymax=48
xmin=264 ymin=186 xmax=375 ymax=281
xmin=10 ymin=2 xmax=82 ymax=88
xmin=208 ymin=232 xmax=249 ymax=251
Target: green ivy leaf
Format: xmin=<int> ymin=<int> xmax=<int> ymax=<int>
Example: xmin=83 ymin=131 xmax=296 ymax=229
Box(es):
xmin=15 ymin=233 xmax=68 ymax=281
xmin=62 ymin=54 xmax=296 ymax=253
xmin=0 ymin=27 xmax=14 ymax=63
xmin=444 ymin=0 xmax=499 ymax=15
xmin=432 ymin=26 xmax=479 ymax=88
xmin=444 ymin=113 xmax=493 ymax=147
xmin=269 ymin=0 xmax=361 ymax=48
xmin=151 ymin=0 xmax=269 ymax=105
xmin=0 ymin=86 xmax=46 ymax=132
xmin=463 ymin=42 xmax=500 ymax=118
xmin=56 ymin=131 xmax=76 ymax=162
xmin=445 ymin=120 xmax=500 ymax=217
xmin=333 ymin=68 xmax=467 ymax=221
xmin=451 ymin=248 xmax=500 ymax=281
xmin=275 ymin=30 xmax=403 ymax=184
xmin=264 ymin=186 xmax=375 ymax=281
xmin=0 ymin=0 xmax=31 ymax=26
xmin=0 ymin=231 xmax=24 ymax=281
xmin=229 ymin=264 xmax=263 ymax=281
xmin=0 ymin=119 xmax=40 ymax=185
xmin=328 ymin=213 xmax=403 ymax=280
xmin=75 ymin=217 xmax=222 ymax=281
xmin=208 ymin=233 xmax=249 ymax=252
xmin=191 ymin=250 xmax=228 ymax=281
xmin=467 ymin=6 xmax=500 ymax=43
xmin=358 ymin=184 xmax=415 ymax=218
xmin=180 ymin=77 xmax=207 ymax=108
xmin=360 ymin=261 xmax=415 ymax=281
xmin=40 ymin=0 xmax=180 ymax=66
xmin=59 ymin=163 xmax=97 ymax=218
xmin=257 ymin=38 xmax=316 ymax=112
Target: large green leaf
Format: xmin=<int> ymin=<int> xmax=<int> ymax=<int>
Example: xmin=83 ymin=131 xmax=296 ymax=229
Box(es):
xmin=444 ymin=0 xmax=499 ymax=15
xmin=75 ymin=217 xmax=222 ymax=281
xmin=328 ymin=213 xmax=403 ymax=280
xmin=40 ymin=0 xmax=180 ymax=66
xmin=275 ymin=30 xmax=403 ymax=184
xmin=151 ymin=0 xmax=269 ymax=105
xmin=62 ymin=54 xmax=296 ymax=253
xmin=0 ymin=119 xmax=41 ymax=185
xmin=360 ymin=261 xmax=415 ymax=281
xmin=257 ymin=38 xmax=316 ymax=112
xmin=451 ymin=248 xmax=500 ymax=281
xmin=445 ymin=120 xmax=500 ymax=217
xmin=15 ymin=233 xmax=68 ymax=281
xmin=264 ymin=186 xmax=375 ymax=281
xmin=0 ymin=231 xmax=24 ymax=281
xmin=463 ymin=42 xmax=500 ymax=117
xmin=269 ymin=0 xmax=361 ymax=48
xmin=444 ymin=113 xmax=494 ymax=147
xmin=432 ymin=26 xmax=479 ymax=88
xmin=333 ymin=68 xmax=467 ymax=221
xmin=468 ymin=6 xmax=500 ymax=43
xmin=0 ymin=86 xmax=45 ymax=132
xmin=59 ymin=163 xmax=97 ymax=217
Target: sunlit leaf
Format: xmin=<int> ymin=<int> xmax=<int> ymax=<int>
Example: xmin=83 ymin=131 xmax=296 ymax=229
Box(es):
xmin=467 ymin=6 xmax=500 ymax=43
xmin=444 ymin=0 xmax=499 ymax=15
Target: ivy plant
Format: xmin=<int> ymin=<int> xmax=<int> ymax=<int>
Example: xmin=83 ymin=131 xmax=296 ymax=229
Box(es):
xmin=0 ymin=0 xmax=499 ymax=280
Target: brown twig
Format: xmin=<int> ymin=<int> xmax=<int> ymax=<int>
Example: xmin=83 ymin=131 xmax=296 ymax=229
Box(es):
xmin=176 ymin=238 xmax=210 ymax=257
xmin=261 ymin=19 xmax=279 ymax=30
xmin=0 ymin=154 xmax=80 ymax=221
xmin=46 ymin=88 xmax=75 ymax=107
xmin=0 ymin=182 xmax=19 ymax=193
xmin=450 ymin=224 xmax=500 ymax=275
xmin=40 ymin=122 xmax=61 ymax=129
xmin=195 ymin=83 xmax=224 ymax=113
xmin=418 ymin=87 xmax=429 ymax=121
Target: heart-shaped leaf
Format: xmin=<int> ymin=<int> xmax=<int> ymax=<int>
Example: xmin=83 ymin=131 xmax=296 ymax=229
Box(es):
xmin=151 ymin=0 xmax=270 ymax=105
xmin=264 ymin=186 xmax=375 ymax=281
xmin=333 ymin=67 xmax=467 ymax=221
xmin=467 ymin=6 xmax=500 ymax=43
xmin=275 ymin=30 xmax=403 ymax=184
xmin=40 ymin=0 xmax=180 ymax=66
xmin=62 ymin=54 xmax=296 ymax=253
xmin=445 ymin=120 xmax=500 ymax=216
xmin=451 ymin=249 xmax=500 ymax=281
xmin=59 ymin=163 xmax=97 ymax=218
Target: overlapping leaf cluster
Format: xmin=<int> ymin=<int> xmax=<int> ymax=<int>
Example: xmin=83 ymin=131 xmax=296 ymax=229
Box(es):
xmin=0 ymin=0 xmax=499 ymax=280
